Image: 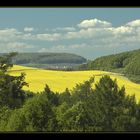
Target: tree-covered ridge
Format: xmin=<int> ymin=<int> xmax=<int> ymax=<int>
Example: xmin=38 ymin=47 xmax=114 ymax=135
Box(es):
xmin=79 ymin=49 xmax=140 ymax=83
xmin=0 ymin=53 xmax=140 ymax=132
xmin=9 ymin=52 xmax=87 ymax=64
xmin=0 ymin=52 xmax=86 ymax=70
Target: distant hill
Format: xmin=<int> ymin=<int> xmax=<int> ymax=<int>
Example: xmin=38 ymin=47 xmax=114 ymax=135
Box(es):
xmin=5 ymin=52 xmax=87 ymax=70
xmin=79 ymin=49 xmax=140 ymax=83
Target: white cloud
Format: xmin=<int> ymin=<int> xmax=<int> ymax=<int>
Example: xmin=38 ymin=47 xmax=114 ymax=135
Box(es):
xmin=36 ymin=33 xmax=62 ymax=41
xmin=38 ymin=43 xmax=89 ymax=53
xmin=38 ymin=45 xmax=67 ymax=52
xmin=7 ymin=42 xmax=34 ymax=49
xmin=78 ymin=18 xmax=112 ymax=28
xmin=109 ymin=26 xmax=133 ymax=35
xmin=54 ymin=27 xmax=75 ymax=31
xmin=65 ymin=28 xmax=95 ymax=39
xmin=0 ymin=28 xmax=17 ymax=34
xmin=65 ymin=28 xmax=113 ymax=39
xmin=126 ymin=19 xmax=140 ymax=27
xmin=0 ymin=28 xmax=21 ymax=42
xmin=0 ymin=42 xmax=34 ymax=53
xmin=22 ymin=33 xmax=36 ymax=40
xmin=24 ymin=27 xmax=34 ymax=32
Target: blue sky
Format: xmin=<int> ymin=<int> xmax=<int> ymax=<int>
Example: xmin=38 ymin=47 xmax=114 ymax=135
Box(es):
xmin=0 ymin=8 xmax=140 ymax=59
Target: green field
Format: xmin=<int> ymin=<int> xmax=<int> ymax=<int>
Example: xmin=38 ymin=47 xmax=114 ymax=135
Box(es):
xmin=9 ymin=65 xmax=140 ymax=101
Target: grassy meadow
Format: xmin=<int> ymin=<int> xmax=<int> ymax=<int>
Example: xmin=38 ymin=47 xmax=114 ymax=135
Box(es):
xmin=8 ymin=65 xmax=140 ymax=101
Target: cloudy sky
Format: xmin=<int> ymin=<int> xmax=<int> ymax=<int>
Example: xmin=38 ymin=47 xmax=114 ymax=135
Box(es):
xmin=1 ymin=8 xmax=140 ymax=59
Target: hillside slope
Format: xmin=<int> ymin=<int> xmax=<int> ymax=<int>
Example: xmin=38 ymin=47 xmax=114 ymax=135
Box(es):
xmin=79 ymin=49 xmax=140 ymax=83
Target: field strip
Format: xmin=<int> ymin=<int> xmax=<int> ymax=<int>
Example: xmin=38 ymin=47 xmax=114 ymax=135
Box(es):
xmin=8 ymin=65 xmax=140 ymax=102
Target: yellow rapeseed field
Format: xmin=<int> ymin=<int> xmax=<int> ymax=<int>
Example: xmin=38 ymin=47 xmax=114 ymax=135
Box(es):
xmin=8 ymin=65 xmax=140 ymax=101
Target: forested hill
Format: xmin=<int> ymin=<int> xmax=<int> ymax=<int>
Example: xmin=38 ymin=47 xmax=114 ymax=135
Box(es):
xmin=79 ymin=49 xmax=140 ymax=83
xmin=0 ymin=52 xmax=87 ymax=70
xmin=12 ymin=53 xmax=87 ymax=64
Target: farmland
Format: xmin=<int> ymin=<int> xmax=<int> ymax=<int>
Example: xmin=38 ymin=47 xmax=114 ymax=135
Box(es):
xmin=8 ymin=65 xmax=140 ymax=101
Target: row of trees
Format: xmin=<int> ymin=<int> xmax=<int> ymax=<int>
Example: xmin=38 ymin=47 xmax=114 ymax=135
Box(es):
xmin=0 ymin=53 xmax=140 ymax=131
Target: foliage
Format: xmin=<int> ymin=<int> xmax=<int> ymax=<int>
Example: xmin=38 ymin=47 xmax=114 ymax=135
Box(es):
xmin=6 ymin=94 xmax=56 ymax=131
xmin=79 ymin=49 xmax=140 ymax=83
xmin=0 ymin=53 xmax=28 ymax=109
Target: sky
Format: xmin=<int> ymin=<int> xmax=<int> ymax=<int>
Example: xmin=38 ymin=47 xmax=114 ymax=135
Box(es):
xmin=0 ymin=8 xmax=140 ymax=59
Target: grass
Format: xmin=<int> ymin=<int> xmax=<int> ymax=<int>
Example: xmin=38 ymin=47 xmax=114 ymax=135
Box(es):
xmin=8 ymin=65 xmax=140 ymax=101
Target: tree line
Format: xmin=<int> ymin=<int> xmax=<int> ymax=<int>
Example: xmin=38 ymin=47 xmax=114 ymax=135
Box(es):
xmin=79 ymin=49 xmax=140 ymax=83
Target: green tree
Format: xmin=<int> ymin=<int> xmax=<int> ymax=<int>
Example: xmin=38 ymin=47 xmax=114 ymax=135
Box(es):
xmin=55 ymin=102 xmax=69 ymax=131
xmin=59 ymin=88 xmax=71 ymax=105
xmin=0 ymin=52 xmax=18 ymax=72
xmin=43 ymin=84 xmax=59 ymax=106
xmin=0 ymin=106 xmax=12 ymax=131
xmin=62 ymin=101 xmax=94 ymax=131
xmin=0 ymin=52 xmax=28 ymax=108
xmin=6 ymin=94 xmax=56 ymax=131
xmin=90 ymin=75 xmax=137 ymax=131
xmin=71 ymin=76 xmax=94 ymax=103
